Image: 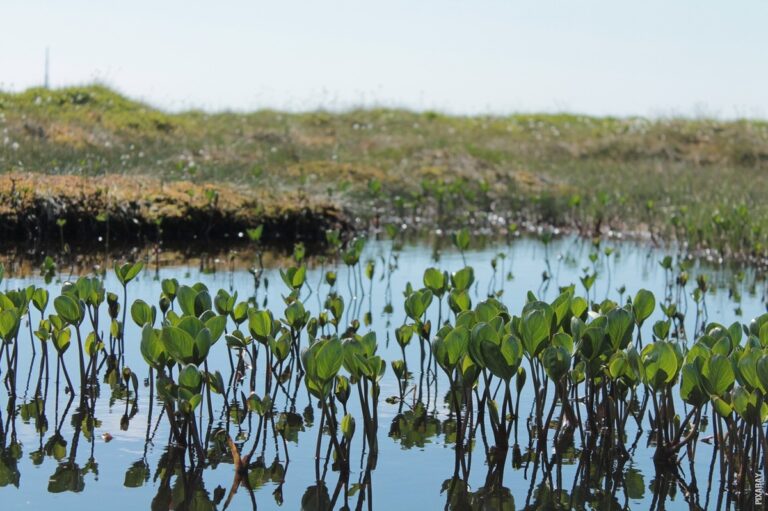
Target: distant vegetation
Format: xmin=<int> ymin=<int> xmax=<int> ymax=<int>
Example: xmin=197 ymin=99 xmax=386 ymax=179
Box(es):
xmin=1 ymin=85 xmax=768 ymax=259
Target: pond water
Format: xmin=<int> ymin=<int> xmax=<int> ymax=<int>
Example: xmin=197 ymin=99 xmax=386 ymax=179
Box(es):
xmin=0 ymin=235 xmax=764 ymax=510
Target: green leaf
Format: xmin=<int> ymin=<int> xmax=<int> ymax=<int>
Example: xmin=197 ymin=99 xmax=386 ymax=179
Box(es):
xmin=115 ymin=261 xmax=143 ymax=286
xmin=280 ymin=266 xmax=307 ymax=290
xmin=474 ymin=300 xmax=500 ymax=323
xmin=550 ymin=290 xmax=573 ymax=328
xmin=270 ymin=334 xmax=292 ymax=362
xmin=188 ymin=393 xmax=202 ymax=411
xmin=640 ymin=341 xmax=678 ymax=390
xmin=756 ymin=355 xmax=768 ymax=393
xmin=632 ymin=289 xmax=655 ymax=327
xmin=423 ymin=268 xmax=446 ymax=295
xmin=521 ymin=309 xmax=549 ymax=357
xmin=404 ymin=289 xmax=432 ymax=320
xmin=53 ymin=328 xmax=71 ymax=354
xmin=542 ymin=345 xmax=571 ymax=381
xmin=208 ymin=370 xmax=226 ymax=394
xmin=247 ymin=225 xmax=263 ymax=242
xmin=480 ymin=335 xmax=521 ymax=381
xmin=249 ymin=309 xmax=273 ymax=341
xmin=205 ymin=315 xmax=227 ymax=344
xmin=53 ymin=295 xmax=83 ymax=326
xmin=341 ymin=414 xmax=355 ymax=440
xmin=176 ymin=286 xmax=197 ymax=316
xmin=448 ymin=289 xmax=471 ymax=314
xmin=727 ymin=322 xmax=742 ymax=346
xmin=606 ymin=308 xmax=634 ymax=350
xmin=570 ymin=297 xmax=588 ymax=319
xmin=0 ymin=310 xmax=19 ymax=341
xmin=652 ymin=320 xmax=670 ymax=341
xmin=315 ymin=338 xmax=343 ymax=382
xmin=451 ymin=267 xmax=474 ymax=292
xmin=84 ymin=332 xmax=103 ymax=356
xmin=711 ymin=394 xmax=733 ymax=418
xmin=703 ymin=354 xmax=735 ymax=396
xmin=442 ymin=326 xmax=469 ymax=369
xmin=468 ymin=322 xmax=498 ymax=367
xmin=680 ymin=363 xmax=707 ymax=406
xmin=161 ymin=325 xmax=198 ymax=364
xmin=140 ymin=325 xmax=166 ymax=369
xmin=736 ymin=348 xmax=760 ymax=391
xmin=161 ymin=278 xmax=179 ymax=300
xmin=711 ymin=336 xmax=732 ymax=356
xmin=551 ymin=332 xmax=573 ymax=353
xmin=453 ymin=228 xmax=470 ymax=251
xmin=193 ymin=290 xmax=212 ymax=316
xmin=732 ymin=388 xmax=768 ymax=424
xmin=32 ymin=288 xmax=49 ymax=313
xmin=192 ymin=328 xmax=212 ymax=365
xmin=285 ymin=301 xmax=308 ymax=330
xmin=179 ymin=364 xmax=202 ymax=391
xmin=130 ymin=299 xmax=155 ymax=327
xmin=395 ymin=324 xmax=414 ymax=348
xmin=608 ymin=352 xmax=628 ymax=380
xmin=213 ymin=289 xmax=235 ymax=315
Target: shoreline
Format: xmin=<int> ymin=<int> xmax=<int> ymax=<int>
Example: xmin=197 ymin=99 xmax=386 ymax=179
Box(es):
xmin=2 ymin=85 xmax=767 ymax=265
xmin=0 ymin=172 xmax=350 ymax=247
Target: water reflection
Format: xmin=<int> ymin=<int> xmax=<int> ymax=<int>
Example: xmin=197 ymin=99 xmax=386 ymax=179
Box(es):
xmin=0 ymin=237 xmax=767 ymax=509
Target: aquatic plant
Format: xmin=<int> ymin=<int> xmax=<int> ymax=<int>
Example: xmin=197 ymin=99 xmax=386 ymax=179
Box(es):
xmin=3 ymin=248 xmax=768 ymax=509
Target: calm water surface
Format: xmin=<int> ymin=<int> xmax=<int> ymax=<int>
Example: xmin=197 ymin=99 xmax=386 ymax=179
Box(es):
xmin=0 ymin=236 xmax=764 ymax=510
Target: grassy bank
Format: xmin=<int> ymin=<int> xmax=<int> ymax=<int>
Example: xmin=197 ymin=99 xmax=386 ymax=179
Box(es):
xmin=1 ymin=85 xmax=767 ymax=258
xmin=0 ymin=172 xmax=347 ymax=248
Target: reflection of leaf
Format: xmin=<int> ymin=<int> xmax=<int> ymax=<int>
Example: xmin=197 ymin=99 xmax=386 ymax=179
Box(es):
xmin=246 ymin=458 xmax=269 ymax=489
xmin=83 ymin=457 xmax=99 ymax=477
xmin=48 ymin=462 xmax=85 ymax=493
xmin=30 ymin=449 xmax=45 ymax=466
xmin=301 ymin=483 xmax=331 ymax=511
xmin=19 ymin=398 xmax=44 ymax=422
xmin=441 ymin=478 xmax=471 ymax=510
xmin=268 ymin=458 xmax=285 ymax=482
xmin=0 ymin=449 xmax=20 ymax=488
xmin=471 ymin=485 xmax=515 ymax=511
xmin=625 ymin=468 xmax=645 ymax=499
xmin=228 ymin=403 xmax=246 ymax=425
xmin=169 ymin=472 xmax=215 ymax=511
xmin=44 ymin=434 xmax=67 ymax=461
xmin=389 ymin=402 xmax=441 ymax=449
xmin=80 ymin=415 xmax=102 ymax=442
xmin=124 ymin=460 xmax=150 ymax=488
xmin=276 ymin=412 xmax=304 ymax=443
xmin=529 ymin=482 xmax=575 ymax=509
xmin=151 ymin=482 xmax=173 ymax=511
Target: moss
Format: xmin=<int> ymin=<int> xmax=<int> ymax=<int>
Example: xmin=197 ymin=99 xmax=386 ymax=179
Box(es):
xmin=2 ymin=84 xmax=768 ymax=257
xmin=0 ymin=173 xmax=349 ymax=246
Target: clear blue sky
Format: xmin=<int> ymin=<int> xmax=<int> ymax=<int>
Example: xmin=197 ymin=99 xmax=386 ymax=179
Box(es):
xmin=1 ymin=0 xmax=766 ymax=117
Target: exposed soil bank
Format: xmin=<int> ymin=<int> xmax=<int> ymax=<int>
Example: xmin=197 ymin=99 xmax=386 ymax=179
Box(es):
xmin=0 ymin=173 xmax=350 ymax=247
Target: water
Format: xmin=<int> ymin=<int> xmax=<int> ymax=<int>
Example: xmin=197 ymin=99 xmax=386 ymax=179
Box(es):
xmin=0 ymin=235 xmax=765 ymax=510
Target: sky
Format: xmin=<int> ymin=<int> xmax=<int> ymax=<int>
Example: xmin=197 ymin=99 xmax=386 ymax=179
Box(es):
xmin=1 ymin=0 xmax=766 ymax=118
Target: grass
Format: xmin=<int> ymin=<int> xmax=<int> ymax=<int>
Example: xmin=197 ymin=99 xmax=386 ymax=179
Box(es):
xmin=1 ymin=84 xmax=768 ymax=258
xmin=0 ymin=172 xmax=346 ymax=247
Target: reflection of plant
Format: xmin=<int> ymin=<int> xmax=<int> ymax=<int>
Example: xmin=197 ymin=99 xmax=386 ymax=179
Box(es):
xmin=5 ymin=247 xmax=768 ymax=507
xmin=0 ymin=444 xmax=21 ymax=488
xmin=389 ymin=402 xmax=441 ymax=449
